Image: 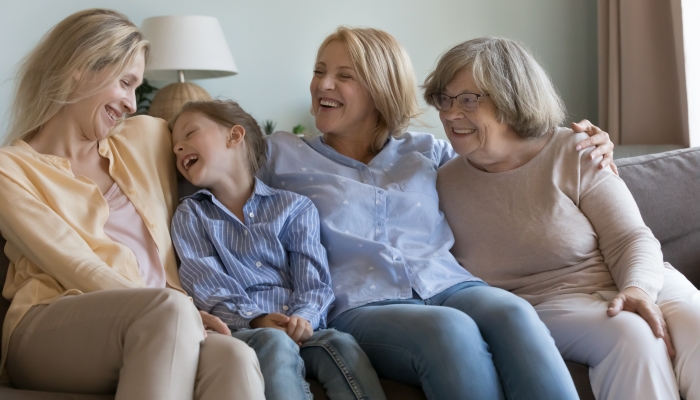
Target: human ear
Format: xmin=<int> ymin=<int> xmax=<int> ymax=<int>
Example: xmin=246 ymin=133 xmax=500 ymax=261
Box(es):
xmin=226 ymin=125 xmax=246 ymax=148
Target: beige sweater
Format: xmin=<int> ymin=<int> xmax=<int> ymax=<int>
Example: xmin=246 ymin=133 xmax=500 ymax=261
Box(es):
xmin=437 ymin=128 xmax=665 ymax=305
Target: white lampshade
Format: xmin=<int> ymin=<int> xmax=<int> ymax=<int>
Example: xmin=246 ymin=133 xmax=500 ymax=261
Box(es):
xmin=141 ymin=15 xmax=238 ymax=81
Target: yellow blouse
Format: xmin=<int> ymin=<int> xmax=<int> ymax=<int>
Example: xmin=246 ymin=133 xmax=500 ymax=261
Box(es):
xmin=0 ymin=116 xmax=184 ymax=378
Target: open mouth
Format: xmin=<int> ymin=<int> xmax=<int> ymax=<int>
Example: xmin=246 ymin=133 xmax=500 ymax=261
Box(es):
xmin=452 ymin=128 xmax=476 ymax=136
xmin=319 ymin=98 xmax=343 ymax=108
xmin=105 ymin=106 xmax=121 ymax=122
xmin=182 ymin=154 xmax=199 ymax=170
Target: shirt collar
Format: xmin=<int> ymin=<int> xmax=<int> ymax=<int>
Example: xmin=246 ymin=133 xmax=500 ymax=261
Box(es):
xmin=182 ymin=177 xmax=278 ymax=202
xmin=303 ymin=134 xmax=394 ymax=170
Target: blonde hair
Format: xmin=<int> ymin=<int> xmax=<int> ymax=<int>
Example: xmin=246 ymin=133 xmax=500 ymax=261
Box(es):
xmin=4 ymin=8 xmax=149 ymax=146
xmin=316 ymin=27 xmax=421 ymax=152
xmin=170 ymin=100 xmax=267 ymax=176
xmin=423 ymin=37 xmax=565 ymax=138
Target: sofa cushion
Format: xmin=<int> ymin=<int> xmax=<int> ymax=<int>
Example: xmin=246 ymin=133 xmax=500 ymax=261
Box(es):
xmin=616 ymin=147 xmax=700 ymax=287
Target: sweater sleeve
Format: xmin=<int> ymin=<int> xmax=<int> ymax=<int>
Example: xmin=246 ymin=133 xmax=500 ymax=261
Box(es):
xmin=578 ymin=152 xmax=664 ymax=300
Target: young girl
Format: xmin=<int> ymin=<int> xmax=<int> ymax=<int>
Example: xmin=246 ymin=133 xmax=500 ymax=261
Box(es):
xmin=170 ymin=100 xmax=386 ymax=400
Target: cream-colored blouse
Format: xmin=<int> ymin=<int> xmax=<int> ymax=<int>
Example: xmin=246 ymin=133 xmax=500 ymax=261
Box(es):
xmin=0 ymin=116 xmax=183 ymax=378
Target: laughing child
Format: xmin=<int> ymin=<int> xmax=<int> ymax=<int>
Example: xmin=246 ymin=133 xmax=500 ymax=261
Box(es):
xmin=169 ymin=100 xmax=385 ymax=400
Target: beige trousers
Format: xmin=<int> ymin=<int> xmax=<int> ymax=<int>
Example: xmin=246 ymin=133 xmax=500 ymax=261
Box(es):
xmin=6 ymin=288 xmax=265 ymax=400
xmin=535 ymin=266 xmax=700 ymax=400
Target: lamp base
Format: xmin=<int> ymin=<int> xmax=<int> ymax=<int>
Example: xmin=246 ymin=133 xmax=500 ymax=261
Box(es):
xmin=148 ymin=81 xmax=212 ymax=123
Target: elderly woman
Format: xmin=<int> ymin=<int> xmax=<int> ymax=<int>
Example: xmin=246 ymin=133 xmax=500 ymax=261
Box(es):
xmin=0 ymin=9 xmax=264 ymax=399
xmin=259 ymin=27 xmax=615 ymax=400
xmin=432 ymin=37 xmax=700 ymax=400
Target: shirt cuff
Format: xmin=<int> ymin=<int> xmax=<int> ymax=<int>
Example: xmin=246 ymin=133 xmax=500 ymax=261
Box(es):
xmin=211 ymin=303 xmax=266 ymax=330
xmin=291 ymin=307 xmax=321 ymax=330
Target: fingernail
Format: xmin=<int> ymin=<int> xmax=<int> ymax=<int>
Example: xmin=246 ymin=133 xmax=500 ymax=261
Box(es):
xmin=576 ymin=145 xmax=582 ymax=151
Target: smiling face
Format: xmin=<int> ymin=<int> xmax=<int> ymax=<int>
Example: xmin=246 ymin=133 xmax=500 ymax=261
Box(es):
xmin=64 ymin=53 xmax=145 ymax=142
xmin=172 ymin=110 xmax=237 ymax=188
xmin=310 ymin=40 xmax=378 ymax=140
xmin=439 ymin=67 xmax=511 ymax=157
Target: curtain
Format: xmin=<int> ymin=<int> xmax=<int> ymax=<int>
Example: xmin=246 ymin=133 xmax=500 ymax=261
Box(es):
xmin=598 ymin=0 xmax=689 ymax=146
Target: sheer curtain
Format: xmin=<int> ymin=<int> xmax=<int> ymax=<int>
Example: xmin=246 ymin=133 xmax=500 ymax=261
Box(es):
xmin=598 ymin=0 xmax=690 ymax=146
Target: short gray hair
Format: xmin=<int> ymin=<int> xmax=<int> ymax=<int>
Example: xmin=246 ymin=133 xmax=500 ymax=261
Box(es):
xmin=423 ymin=37 xmax=565 ymax=138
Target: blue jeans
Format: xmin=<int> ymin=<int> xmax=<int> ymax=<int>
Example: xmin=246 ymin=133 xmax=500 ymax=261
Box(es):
xmin=329 ymin=281 xmax=579 ymax=400
xmin=232 ymin=328 xmax=386 ymax=400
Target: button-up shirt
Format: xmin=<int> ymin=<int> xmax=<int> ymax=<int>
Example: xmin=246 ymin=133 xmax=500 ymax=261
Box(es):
xmin=172 ymin=178 xmax=334 ymax=330
xmin=259 ymin=131 xmax=481 ymax=321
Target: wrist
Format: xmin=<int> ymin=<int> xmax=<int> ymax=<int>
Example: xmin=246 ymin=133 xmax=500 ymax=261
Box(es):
xmin=250 ymin=314 xmax=267 ymax=329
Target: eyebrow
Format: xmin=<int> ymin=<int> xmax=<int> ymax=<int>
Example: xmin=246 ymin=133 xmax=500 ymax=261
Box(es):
xmin=314 ymin=62 xmax=355 ymax=71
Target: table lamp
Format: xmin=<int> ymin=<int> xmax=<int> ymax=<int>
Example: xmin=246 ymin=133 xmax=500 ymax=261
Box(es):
xmin=140 ymin=15 xmax=238 ymax=122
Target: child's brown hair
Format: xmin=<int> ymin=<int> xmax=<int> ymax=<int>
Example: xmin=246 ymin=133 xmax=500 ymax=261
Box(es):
xmin=171 ymin=100 xmax=267 ymax=175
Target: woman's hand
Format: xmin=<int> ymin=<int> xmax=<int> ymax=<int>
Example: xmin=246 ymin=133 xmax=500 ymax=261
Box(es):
xmin=199 ymin=310 xmax=232 ymax=338
xmin=571 ymin=120 xmax=618 ymax=175
xmin=607 ymin=287 xmax=675 ymax=358
xmin=286 ymin=316 xmax=313 ymax=345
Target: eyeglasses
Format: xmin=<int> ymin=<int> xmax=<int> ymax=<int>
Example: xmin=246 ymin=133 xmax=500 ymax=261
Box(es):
xmin=430 ymin=92 xmax=489 ymax=112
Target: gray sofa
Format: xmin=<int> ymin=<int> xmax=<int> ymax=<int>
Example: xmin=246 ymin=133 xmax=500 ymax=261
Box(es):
xmin=1 ymin=146 xmax=698 ymax=400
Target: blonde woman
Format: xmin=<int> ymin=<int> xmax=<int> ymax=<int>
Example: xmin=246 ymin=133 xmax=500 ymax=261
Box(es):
xmin=0 ymin=9 xmax=264 ymax=400
xmin=433 ymin=37 xmax=700 ymax=400
xmin=259 ymin=26 xmax=615 ymax=400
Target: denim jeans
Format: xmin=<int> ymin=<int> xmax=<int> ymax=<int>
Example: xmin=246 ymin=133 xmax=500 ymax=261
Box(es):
xmin=232 ymin=327 xmax=386 ymax=400
xmin=329 ymin=281 xmax=579 ymax=400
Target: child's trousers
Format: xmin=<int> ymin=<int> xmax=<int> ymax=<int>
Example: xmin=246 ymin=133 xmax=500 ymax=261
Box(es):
xmin=233 ymin=327 xmax=387 ymax=400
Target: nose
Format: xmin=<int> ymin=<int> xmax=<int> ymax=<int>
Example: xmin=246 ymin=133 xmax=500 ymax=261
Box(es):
xmin=173 ymin=142 xmax=184 ymax=154
xmin=441 ymin=99 xmax=465 ymax=121
xmin=319 ymin=74 xmax=335 ymax=91
xmin=123 ymin=89 xmax=137 ymax=115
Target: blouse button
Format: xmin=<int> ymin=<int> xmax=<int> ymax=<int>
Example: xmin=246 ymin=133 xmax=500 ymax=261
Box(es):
xmin=150 ymin=223 xmax=156 ymax=228
xmin=129 ymin=189 xmax=135 ymax=195
xmin=249 ymin=212 xmax=255 ymax=218
xmin=255 ymin=261 xmax=262 ymax=267
xmin=283 ymin=305 xmax=289 ymax=311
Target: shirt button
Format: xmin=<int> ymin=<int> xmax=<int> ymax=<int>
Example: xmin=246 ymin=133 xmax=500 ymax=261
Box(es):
xmin=370 ymin=285 xmax=376 ymax=289
xmin=283 ymin=305 xmax=289 ymax=311
xmin=129 ymin=189 xmax=135 ymax=195
xmin=255 ymin=261 xmax=262 ymax=267
xmin=249 ymin=212 xmax=254 ymax=218
xmin=244 ymin=231 xmax=248 ymax=235
xmin=150 ymin=223 xmax=156 ymax=228
xmin=246 ymin=312 xmax=252 ymax=316
xmin=376 ymin=200 xmax=380 ymax=204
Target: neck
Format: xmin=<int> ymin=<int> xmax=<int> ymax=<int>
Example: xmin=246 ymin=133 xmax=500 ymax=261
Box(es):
xmin=468 ymin=129 xmax=552 ymax=173
xmin=210 ymin=170 xmax=255 ymax=222
xmin=27 ymin=110 xmax=98 ymax=159
xmin=323 ymin=130 xmax=378 ymax=164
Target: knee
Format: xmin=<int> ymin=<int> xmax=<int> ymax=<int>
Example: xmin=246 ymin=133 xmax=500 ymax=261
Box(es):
xmin=310 ymin=329 xmax=359 ymax=351
xmin=413 ymin=308 xmax=483 ymax=350
xmin=604 ymin=313 xmax=666 ymax=358
xmin=145 ymin=289 xmax=201 ymax=334
xmin=216 ymin=336 xmax=259 ymax=368
xmin=486 ymin=294 xmax=542 ymax=329
xmin=249 ymin=328 xmax=297 ymax=353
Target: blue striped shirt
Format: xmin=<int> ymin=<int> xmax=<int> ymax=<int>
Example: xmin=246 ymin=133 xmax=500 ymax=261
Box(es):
xmin=171 ymin=178 xmax=334 ymax=330
xmin=258 ymin=131 xmax=481 ymax=321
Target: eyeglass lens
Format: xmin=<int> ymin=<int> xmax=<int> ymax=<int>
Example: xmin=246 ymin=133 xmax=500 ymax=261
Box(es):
xmin=432 ymin=93 xmax=480 ymax=112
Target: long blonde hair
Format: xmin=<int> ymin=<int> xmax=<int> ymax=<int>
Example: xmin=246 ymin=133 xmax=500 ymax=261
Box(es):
xmin=315 ymin=27 xmax=421 ymax=153
xmin=4 ymin=9 xmax=149 ymax=146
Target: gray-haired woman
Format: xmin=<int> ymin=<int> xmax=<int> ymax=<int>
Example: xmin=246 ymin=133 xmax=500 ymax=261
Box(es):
xmin=432 ymin=37 xmax=700 ymax=400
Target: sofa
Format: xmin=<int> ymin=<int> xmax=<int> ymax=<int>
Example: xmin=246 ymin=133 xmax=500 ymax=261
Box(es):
xmin=0 ymin=145 xmax=698 ymax=400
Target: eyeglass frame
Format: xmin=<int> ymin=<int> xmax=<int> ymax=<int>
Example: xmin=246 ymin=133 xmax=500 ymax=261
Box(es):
xmin=430 ymin=92 xmax=490 ymax=112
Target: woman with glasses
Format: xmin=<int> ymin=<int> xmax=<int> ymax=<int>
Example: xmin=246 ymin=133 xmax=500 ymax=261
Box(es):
xmin=259 ymin=26 xmax=615 ymax=400
xmin=434 ymin=37 xmax=700 ymax=400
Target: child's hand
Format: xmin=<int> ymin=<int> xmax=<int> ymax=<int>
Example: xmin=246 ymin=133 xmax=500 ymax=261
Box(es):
xmin=287 ymin=315 xmax=313 ymax=345
xmin=250 ymin=313 xmax=290 ymax=332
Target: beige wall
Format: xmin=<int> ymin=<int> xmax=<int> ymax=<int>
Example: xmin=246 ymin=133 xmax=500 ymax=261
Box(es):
xmin=0 ymin=0 xmax=598 ymax=140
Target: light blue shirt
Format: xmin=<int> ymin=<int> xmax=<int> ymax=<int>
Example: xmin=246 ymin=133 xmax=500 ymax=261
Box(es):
xmin=172 ymin=178 xmax=334 ymax=330
xmin=259 ymin=131 xmax=481 ymax=321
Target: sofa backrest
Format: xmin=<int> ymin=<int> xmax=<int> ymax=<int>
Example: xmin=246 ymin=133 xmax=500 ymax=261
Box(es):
xmin=616 ymin=146 xmax=700 ymax=286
